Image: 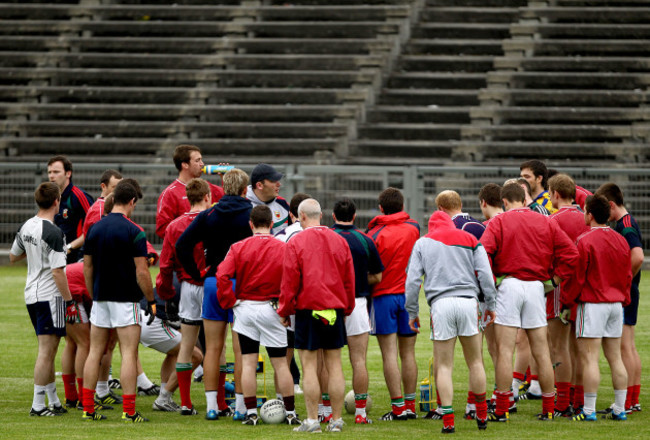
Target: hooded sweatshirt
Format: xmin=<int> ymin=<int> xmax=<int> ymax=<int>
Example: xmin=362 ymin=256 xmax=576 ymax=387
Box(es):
xmin=176 ymin=195 xmax=252 ymax=281
xmin=404 ymin=211 xmax=497 ymax=321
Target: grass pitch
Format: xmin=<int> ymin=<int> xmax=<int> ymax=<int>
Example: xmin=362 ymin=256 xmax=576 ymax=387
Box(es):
xmin=1 ymin=264 xmax=648 ymax=439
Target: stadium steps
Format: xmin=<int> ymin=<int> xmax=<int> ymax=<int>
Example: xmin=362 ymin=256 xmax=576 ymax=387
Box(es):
xmin=352 ymin=0 xmax=528 ymax=160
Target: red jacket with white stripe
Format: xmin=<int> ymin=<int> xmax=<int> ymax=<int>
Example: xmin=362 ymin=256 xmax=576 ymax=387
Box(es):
xmin=83 ymin=197 xmax=104 ymax=237
xmin=216 ymin=233 xmax=285 ymax=309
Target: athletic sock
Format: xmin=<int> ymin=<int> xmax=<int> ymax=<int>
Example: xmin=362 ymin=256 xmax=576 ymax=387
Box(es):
xmin=33 ymin=385 xmax=47 ymax=411
xmin=528 ymin=377 xmax=541 ymax=395
xmin=276 ymin=393 xmax=283 ymax=400
xmin=76 ymin=378 xmax=84 ymax=405
xmin=322 ymin=393 xmax=332 ymax=416
xmin=205 ymin=390 xmax=217 ymax=412
xmin=633 ymin=384 xmax=641 ymax=406
xmin=583 ymin=392 xmax=597 ymax=416
xmin=122 ymin=394 xmax=136 ymax=416
xmin=137 ymin=373 xmax=154 ymax=389
xmin=217 ymin=365 xmax=228 ymax=410
xmin=495 ymin=390 xmax=510 ymax=415
xmin=626 ymin=385 xmax=633 ymax=409
xmin=474 ymin=392 xmax=487 ymax=421
xmin=284 ymin=395 xmax=295 ymax=412
xmin=542 ymin=391 xmax=555 ymax=414
xmin=62 ymin=374 xmax=77 ymax=402
xmin=235 ymin=393 xmax=245 ymax=414
xmin=160 ymin=387 xmax=172 ymax=400
xmin=441 ymin=406 xmax=454 ymax=429
xmin=355 ymin=393 xmax=368 ymax=417
xmin=512 ymin=371 xmax=525 ymax=396
xmin=96 ymin=380 xmax=109 ymax=397
xmin=575 ymin=385 xmax=584 ymax=409
xmin=45 ymin=382 xmax=61 ymax=406
xmin=244 ymin=395 xmax=258 ymax=415
xmin=176 ymin=363 xmax=193 ymax=408
xmin=556 ymin=382 xmax=571 ymax=411
xmin=467 ymin=391 xmax=476 ymax=406
xmin=570 ymin=385 xmax=575 ymax=407
xmin=614 ymin=389 xmax=627 ymax=414
xmin=391 ymin=396 xmax=405 ymax=415
xmin=82 ymin=387 xmax=96 ymax=413
xmin=405 ymin=393 xmax=416 ymax=413
xmin=436 ymin=389 xmax=441 ymax=407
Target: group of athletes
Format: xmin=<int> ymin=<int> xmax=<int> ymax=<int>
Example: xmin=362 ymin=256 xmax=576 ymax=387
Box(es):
xmin=10 ymin=146 xmax=643 ymax=433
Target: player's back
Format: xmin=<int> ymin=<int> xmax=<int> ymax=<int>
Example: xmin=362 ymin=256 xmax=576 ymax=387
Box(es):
xmin=550 ymin=205 xmax=589 ymax=243
xmin=229 ymin=234 xmax=285 ymax=299
xmin=452 ymin=213 xmax=486 ymax=240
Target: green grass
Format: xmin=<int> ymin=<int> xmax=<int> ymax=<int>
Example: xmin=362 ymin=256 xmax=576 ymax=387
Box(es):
xmin=1 ymin=264 xmax=649 ymax=439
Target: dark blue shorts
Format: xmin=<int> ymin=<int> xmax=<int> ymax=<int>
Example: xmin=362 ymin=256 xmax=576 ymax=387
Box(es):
xmin=370 ymin=293 xmax=416 ymax=336
xmin=294 ymin=309 xmax=346 ymax=351
xmin=27 ymin=299 xmax=66 ymax=337
xmin=201 ymin=277 xmax=233 ymax=323
xmin=624 ymin=285 xmax=640 ymax=326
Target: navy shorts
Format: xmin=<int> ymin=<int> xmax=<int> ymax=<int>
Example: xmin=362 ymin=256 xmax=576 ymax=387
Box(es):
xmin=201 ymin=276 xmax=233 ymax=323
xmin=294 ymin=309 xmax=346 ymax=351
xmin=624 ymin=285 xmax=640 ymax=326
xmin=27 ymin=299 xmax=66 ymax=337
xmin=370 ymin=293 xmax=416 ymax=336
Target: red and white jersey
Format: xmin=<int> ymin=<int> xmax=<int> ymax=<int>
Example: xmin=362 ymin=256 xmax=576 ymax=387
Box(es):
xmin=156 ymin=179 xmax=224 ymax=239
xmin=561 ymin=227 xmax=632 ymax=307
xmin=155 ymin=211 xmax=204 ymax=300
xmin=216 ymin=233 xmax=286 ymax=309
xmin=550 ymin=205 xmax=590 ymax=243
xmin=83 ymin=197 xmax=105 ymax=236
xmin=480 ymin=207 xmax=579 ymax=281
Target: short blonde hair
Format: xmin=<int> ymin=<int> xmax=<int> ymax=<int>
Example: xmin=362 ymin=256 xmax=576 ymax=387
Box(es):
xmin=548 ymin=174 xmax=576 ymax=200
xmin=222 ymin=169 xmax=249 ymax=196
xmin=435 ymin=190 xmax=462 ymax=211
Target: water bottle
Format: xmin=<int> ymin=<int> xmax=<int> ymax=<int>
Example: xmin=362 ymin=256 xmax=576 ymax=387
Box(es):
xmin=420 ymin=378 xmax=431 ymax=413
xmin=203 ymin=165 xmax=234 ymax=175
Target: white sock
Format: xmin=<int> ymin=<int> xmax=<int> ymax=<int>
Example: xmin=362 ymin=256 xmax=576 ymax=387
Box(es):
xmin=306 ymin=418 xmax=319 ymax=425
xmin=247 ymin=408 xmax=257 ymax=416
xmin=324 ymin=405 xmax=332 ymax=417
xmin=276 ymin=393 xmax=283 ymax=400
xmin=205 ymin=391 xmax=217 ymax=412
xmin=160 ymin=382 xmax=167 ymax=392
xmin=96 ymin=380 xmax=109 ymax=397
xmin=45 ymin=382 xmax=61 ymax=406
xmin=614 ymin=389 xmax=627 ymax=414
xmin=235 ymin=393 xmax=245 ymax=414
xmin=355 ymin=407 xmax=366 ymax=417
xmin=33 ymin=385 xmax=47 ymax=411
xmin=160 ymin=387 xmax=173 ymax=400
xmin=528 ymin=380 xmax=542 ymax=396
xmin=137 ymin=372 xmax=154 ymax=389
xmin=194 ymin=365 xmax=203 ymax=379
xmin=512 ymin=378 xmax=523 ymax=396
xmin=318 ymin=403 xmax=324 ymax=416
xmin=584 ymin=392 xmax=597 ymax=415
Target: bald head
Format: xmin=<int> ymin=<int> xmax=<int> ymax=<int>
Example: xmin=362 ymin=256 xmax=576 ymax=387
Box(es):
xmin=298 ymin=198 xmax=322 ymax=227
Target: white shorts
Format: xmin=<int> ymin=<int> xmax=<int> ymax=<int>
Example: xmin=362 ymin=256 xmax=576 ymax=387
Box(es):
xmin=233 ymin=300 xmax=287 ymax=348
xmin=430 ymin=296 xmax=480 ymax=341
xmin=576 ymin=302 xmax=623 ymax=339
xmin=90 ymin=301 xmax=141 ymax=328
xmin=77 ymin=302 xmax=89 ymax=324
xmin=494 ymin=278 xmax=547 ymax=330
xmin=478 ymin=301 xmax=490 ymax=330
xmin=345 ymin=297 xmax=371 ymax=337
xmin=179 ymin=281 xmax=204 ymax=323
xmin=139 ymin=312 xmax=181 ymax=353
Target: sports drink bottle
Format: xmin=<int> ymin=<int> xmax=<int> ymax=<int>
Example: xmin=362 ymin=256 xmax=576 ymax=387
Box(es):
xmin=203 ymin=165 xmax=234 ymax=175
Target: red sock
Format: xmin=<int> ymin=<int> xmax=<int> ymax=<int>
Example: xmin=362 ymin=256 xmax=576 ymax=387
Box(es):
xmin=626 ymin=386 xmax=633 ymax=409
xmin=436 ymin=389 xmax=441 ymax=407
xmin=529 ymin=374 xmax=538 ymax=382
xmin=244 ymin=396 xmax=257 ymax=411
xmin=575 ymin=385 xmax=584 ymax=409
xmin=474 ymin=392 xmax=487 ymax=421
xmin=177 ymin=369 xmax=193 ymax=408
xmin=82 ymin=387 xmax=96 ymax=413
xmin=284 ymin=395 xmax=295 ymax=412
xmin=122 ymin=394 xmax=136 ymax=416
xmin=391 ymin=396 xmax=405 ymax=415
xmin=217 ymin=370 xmax=228 ymax=410
xmin=556 ymin=382 xmax=571 ymax=411
xmin=496 ymin=390 xmax=510 ymax=415
xmin=62 ymin=374 xmax=78 ymax=401
xmin=405 ymin=397 xmax=416 ymax=413
xmin=442 ymin=412 xmax=454 ymax=429
xmin=513 ymin=371 xmax=525 ymax=382
xmin=323 ymin=397 xmax=331 ymax=407
xmin=542 ymin=392 xmax=555 ymax=414
xmin=570 ymin=385 xmax=575 ymax=406
xmin=633 ymin=384 xmax=641 ymax=406
xmin=467 ymin=391 xmax=475 ymax=405
xmin=355 ymin=395 xmax=367 ymax=409
xmin=76 ymin=378 xmax=84 ymax=406
xmin=525 ymin=366 xmax=531 ymax=379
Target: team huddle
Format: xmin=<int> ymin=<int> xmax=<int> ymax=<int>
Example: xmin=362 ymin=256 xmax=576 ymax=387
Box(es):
xmin=10 ymin=147 xmax=643 ymax=433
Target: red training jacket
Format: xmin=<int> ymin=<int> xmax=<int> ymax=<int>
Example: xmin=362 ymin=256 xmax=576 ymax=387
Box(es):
xmin=83 ymin=197 xmax=104 ymax=237
xmin=66 ymin=261 xmax=92 ymax=302
xmin=574 ymin=185 xmax=592 ymax=211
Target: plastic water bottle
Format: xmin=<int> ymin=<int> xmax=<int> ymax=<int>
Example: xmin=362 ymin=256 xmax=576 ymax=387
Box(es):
xmin=420 ymin=378 xmax=431 ymax=413
xmin=203 ymin=165 xmax=234 ymax=175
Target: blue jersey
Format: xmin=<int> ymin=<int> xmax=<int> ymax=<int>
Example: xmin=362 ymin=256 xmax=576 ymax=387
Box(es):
xmin=451 ymin=213 xmax=486 ymax=240
xmin=85 ymin=213 xmax=148 ymax=302
xmin=55 ymin=181 xmax=94 ymax=263
xmin=616 ymin=213 xmax=643 ymax=288
xmin=331 ymin=223 xmax=384 ymax=298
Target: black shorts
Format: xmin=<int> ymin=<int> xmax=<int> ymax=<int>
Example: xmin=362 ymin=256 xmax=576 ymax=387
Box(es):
xmin=624 ymin=285 xmax=640 ymax=326
xmin=287 ymin=328 xmax=295 ymax=348
xmin=294 ymin=309 xmax=346 ymax=351
xmin=238 ymin=332 xmax=287 ymax=358
xmin=27 ymin=299 xmax=66 ymax=337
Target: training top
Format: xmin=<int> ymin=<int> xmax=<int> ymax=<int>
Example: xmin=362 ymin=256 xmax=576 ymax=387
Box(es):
xmin=574 ymin=185 xmax=592 ymax=210
xmin=83 ymin=197 xmax=104 ymax=237
xmin=278 ymin=226 xmax=355 ymax=317
xmin=84 ymin=213 xmax=148 ymax=302
xmin=451 ymin=212 xmax=486 ymax=240
xmin=55 ymin=181 xmax=94 ymax=263
xmin=405 ymin=211 xmax=497 ymax=320
xmin=156 ymin=179 xmax=224 ymax=239
xmin=480 ymin=207 xmax=578 ymax=281
xmin=550 ymin=205 xmax=590 ymax=243
xmin=65 ymin=262 xmax=92 ymax=303
xmin=246 ymin=186 xmax=291 ymax=235
xmin=275 ymin=221 xmax=303 ymax=243
xmin=216 ymin=234 xmax=286 ymax=309
xmin=331 ymin=223 xmax=384 ymax=298
xmin=615 ymin=213 xmax=643 ymax=290
xmin=11 ymin=216 xmax=67 ymax=304
xmin=156 ymin=211 xmax=204 ymax=301
xmin=176 ymin=195 xmax=252 ymax=281
xmin=366 ymin=211 xmax=420 ymax=297
xmin=561 ymin=227 xmax=632 ymax=307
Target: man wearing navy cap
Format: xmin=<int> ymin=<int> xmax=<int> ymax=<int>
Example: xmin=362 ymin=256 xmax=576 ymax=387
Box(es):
xmin=246 ymin=163 xmax=290 ymax=235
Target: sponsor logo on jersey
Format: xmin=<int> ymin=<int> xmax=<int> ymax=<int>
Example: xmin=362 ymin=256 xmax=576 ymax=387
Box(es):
xmin=274 ymin=210 xmax=281 ymax=219
xmin=62 ymin=209 xmax=69 ymax=219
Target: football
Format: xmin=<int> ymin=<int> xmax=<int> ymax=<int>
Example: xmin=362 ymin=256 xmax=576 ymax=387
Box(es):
xmin=259 ymin=398 xmax=286 ymax=424
xmin=344 ymin=390 xmax=372 ymax=414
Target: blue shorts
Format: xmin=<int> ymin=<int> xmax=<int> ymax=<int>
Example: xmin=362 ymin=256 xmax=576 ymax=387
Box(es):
xmin=294 ymin=309 xmax=346 ymax=350
xmin=27 ymin=298 xmax=66 ymax=337
xmin=624 ymin=285 xmax=640 ymax=326
xmin=201 ymin=277 xmax=233 ymax=323
xmin=370 ymin=293 xmax=416 ymax=336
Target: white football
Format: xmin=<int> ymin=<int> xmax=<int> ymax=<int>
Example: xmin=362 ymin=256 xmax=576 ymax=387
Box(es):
xmin=260 ymin=398 xmax=286 ymax=424
xmin=344 ymin=390 xmax=372 ymax=414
